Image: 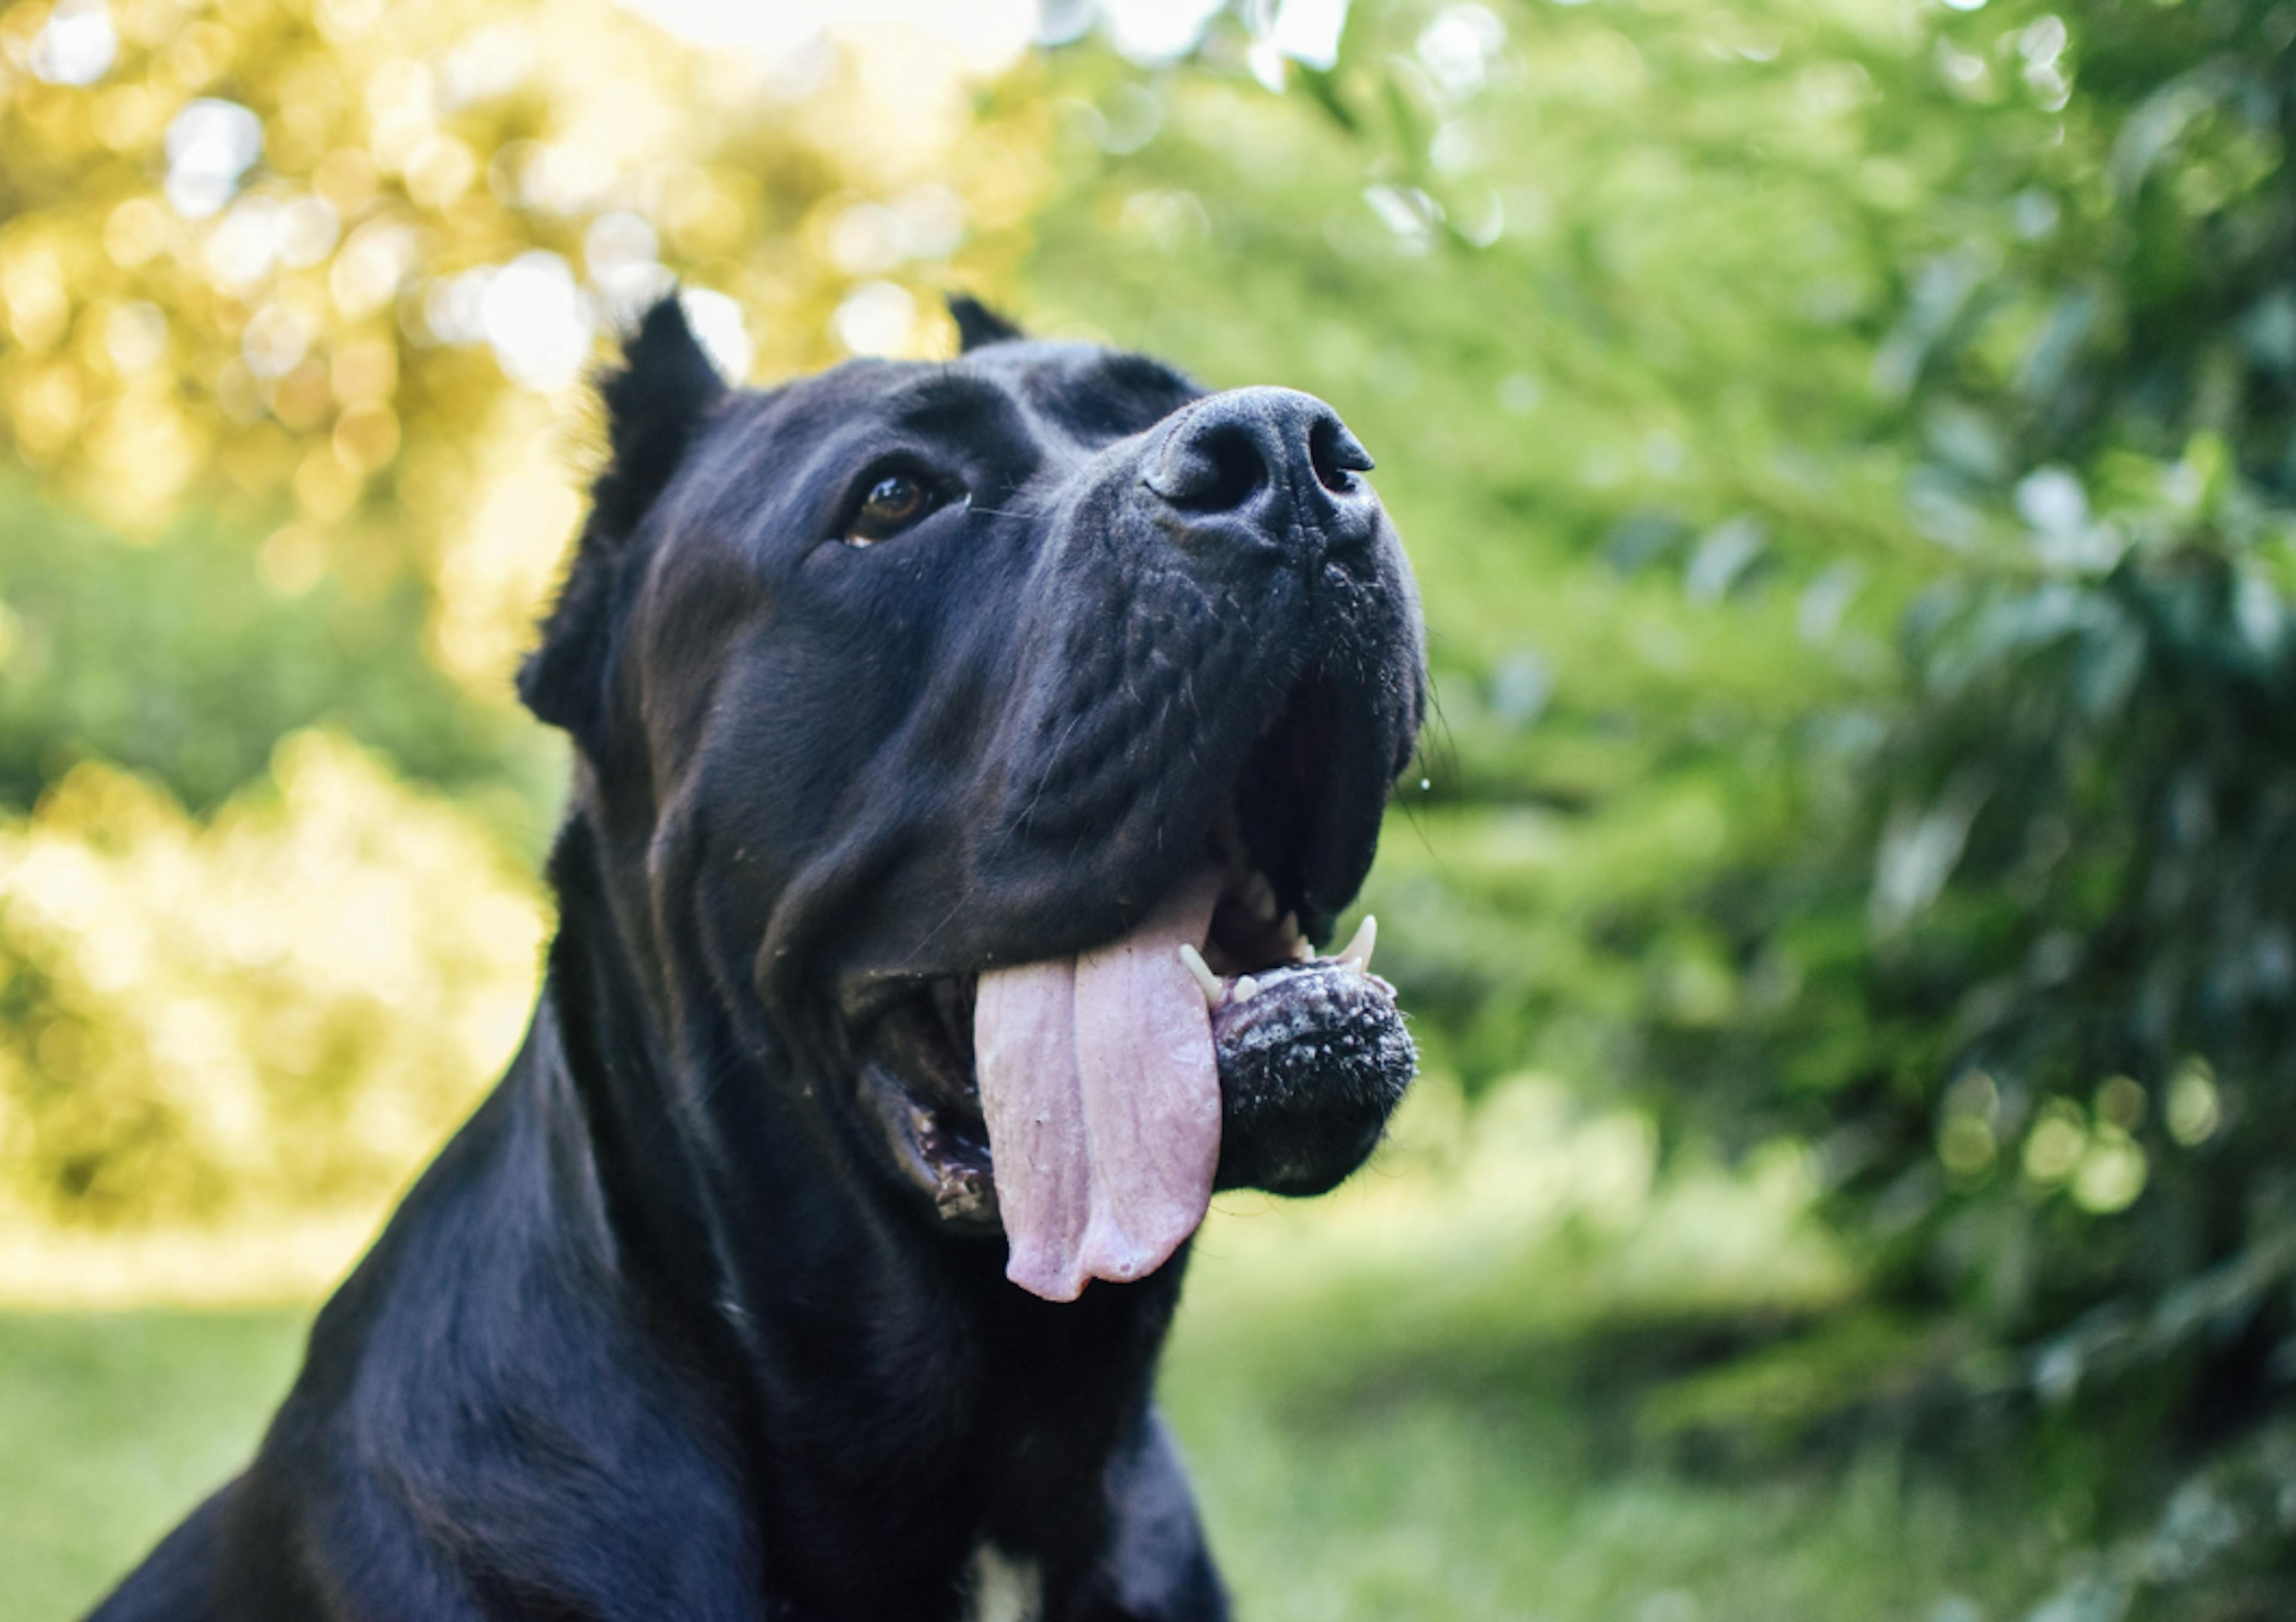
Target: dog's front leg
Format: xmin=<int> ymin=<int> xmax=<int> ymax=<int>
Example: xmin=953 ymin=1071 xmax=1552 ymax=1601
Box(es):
xmin=1085 ymin=1409 xmax=1231 ymax=1622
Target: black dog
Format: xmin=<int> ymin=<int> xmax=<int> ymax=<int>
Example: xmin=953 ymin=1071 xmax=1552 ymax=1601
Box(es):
xmin=90 ymin=295 xmax=1425 ymax=1621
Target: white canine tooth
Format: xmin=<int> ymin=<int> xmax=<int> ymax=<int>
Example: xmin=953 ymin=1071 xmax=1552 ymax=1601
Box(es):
xmin=1283 ymin=912 xmax=1312 ymax=961
xmin=1232 ymin=975 xmax=1259 ymax=1002
xmin=1339 ymin=914 xmax=1377 ymax=974
xmin=1177 ymin=944 xmax=1223 ymax=1009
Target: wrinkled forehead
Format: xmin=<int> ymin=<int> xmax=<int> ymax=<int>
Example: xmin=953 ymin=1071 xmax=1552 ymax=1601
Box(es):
xmin=735 ymin=340 xmax=1204 ymax=460
xmin=638 ymin=339 xmax=1212 ymax=621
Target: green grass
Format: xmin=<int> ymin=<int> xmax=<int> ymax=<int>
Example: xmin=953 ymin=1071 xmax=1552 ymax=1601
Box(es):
xmin=0 ymin=1088 xmax=2080 ymax=1621
xmin=0 ymin=1297 xmax=2063 ymax=1622
xmin=1166 ymin=1258 xmax=2068 ymax=1622
xmin=0 ymin=1309 xmax=307 ymax=1620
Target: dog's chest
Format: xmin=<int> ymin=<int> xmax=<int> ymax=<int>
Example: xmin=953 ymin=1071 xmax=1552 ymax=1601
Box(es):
xmin=964 ymin=1542 xmax=1044 ymax=1622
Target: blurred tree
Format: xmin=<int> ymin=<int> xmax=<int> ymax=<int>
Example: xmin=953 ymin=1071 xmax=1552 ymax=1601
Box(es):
xmin=0 ymin=0 xmax=1046 ymax=700
xmin=0 ymin=474 xmax=554 ymax=826
xmin=1805 ymin=0 xmax=2296 ymax=1456
xmin=0 ymin=733 xmax=545 ymax=1226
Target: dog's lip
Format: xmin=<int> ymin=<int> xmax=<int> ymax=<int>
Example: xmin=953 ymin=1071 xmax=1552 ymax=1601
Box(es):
xmin=846 ymin=655 xmax=1400 ymax=1222
xmin=842 ymin=804 xmax=1317 ymax=1023
xmin=831 ymin=793 xmax=1311 ymax=1024
xmin=857 ymin=1058 xmax=996 ymax=1225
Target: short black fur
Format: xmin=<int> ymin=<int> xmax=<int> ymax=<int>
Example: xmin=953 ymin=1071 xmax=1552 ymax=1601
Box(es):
xmin=90 ymin=296 xmax=1425 ymax=1622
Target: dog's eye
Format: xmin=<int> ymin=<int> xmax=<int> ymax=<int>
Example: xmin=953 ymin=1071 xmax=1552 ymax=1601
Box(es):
xmin=845 ymin=472 xmax=938 ymax=546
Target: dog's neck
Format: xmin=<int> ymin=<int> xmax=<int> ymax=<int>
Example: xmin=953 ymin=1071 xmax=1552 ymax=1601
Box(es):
xmin=536 ymin=807 xmax=1190 ymax=1616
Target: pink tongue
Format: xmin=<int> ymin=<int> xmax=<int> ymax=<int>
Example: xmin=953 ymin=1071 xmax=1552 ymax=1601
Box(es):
xmin=974 ymin=866 xmax=1224 ymax=1301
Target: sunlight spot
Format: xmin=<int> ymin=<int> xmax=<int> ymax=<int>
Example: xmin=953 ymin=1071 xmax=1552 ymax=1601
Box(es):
xmin=29 ymin=0 xmax=117 ymax=87
xmin=833 ymin=281 xmax=918 ymax=357
xmin=1271 ymin=0 xmax=1351 ymax=71
xmin=481 ymin=252 xmax=595 ymax=393
xmin=166 ymin=100 xmax=264 ymax=219
xmin=680 ymin=288 xmax=754 ymax=384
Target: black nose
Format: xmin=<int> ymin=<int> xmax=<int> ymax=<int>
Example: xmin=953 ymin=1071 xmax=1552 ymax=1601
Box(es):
xmin=1143 ymin=387 xmax=1377 ymax=556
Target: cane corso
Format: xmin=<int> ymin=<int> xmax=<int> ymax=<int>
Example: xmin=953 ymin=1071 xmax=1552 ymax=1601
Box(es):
xmin=90 ymin=294 xmax=1426 ymax=1622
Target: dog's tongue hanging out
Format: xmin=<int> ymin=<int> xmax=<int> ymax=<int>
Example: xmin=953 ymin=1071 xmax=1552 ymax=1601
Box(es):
xmin=974 ymin=867 xmax=1225 ymax=1301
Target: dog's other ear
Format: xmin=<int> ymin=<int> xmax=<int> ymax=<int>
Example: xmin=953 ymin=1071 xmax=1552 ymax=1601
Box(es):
xmin=519 ymin=295 xmax=727 ymax=740
xmin=949 ymin=293 xmax=1023 ymax=352
xmin=590 ymin=295 xmax=729 ymax=535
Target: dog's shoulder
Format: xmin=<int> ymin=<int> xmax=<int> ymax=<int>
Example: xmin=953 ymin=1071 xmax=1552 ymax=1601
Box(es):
xmin=213 ymin=1033 xmax=767 ymax=1620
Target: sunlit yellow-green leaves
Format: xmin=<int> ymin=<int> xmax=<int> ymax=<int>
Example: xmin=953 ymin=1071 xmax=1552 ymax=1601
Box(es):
xmin=0 ymin=0 xmax=1049 ymax=696
xmin=0 ymin=733 xmax=544 ymax=1229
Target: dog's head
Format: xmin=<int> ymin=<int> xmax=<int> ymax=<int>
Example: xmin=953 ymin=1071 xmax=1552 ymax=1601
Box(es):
xmin=524 ymin=296 xmax=1424 ymax=1300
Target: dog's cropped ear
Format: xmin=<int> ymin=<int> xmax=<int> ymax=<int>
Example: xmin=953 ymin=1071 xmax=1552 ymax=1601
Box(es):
xmin=518 ymin=295 xmax=728 ymax=742
xmin=949 ymin=293 xmax=1023 ymax=352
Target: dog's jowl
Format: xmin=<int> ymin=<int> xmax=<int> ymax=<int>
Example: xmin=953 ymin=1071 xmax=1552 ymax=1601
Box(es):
xmin=89 ymin=296 xmax=1427 ymax=1622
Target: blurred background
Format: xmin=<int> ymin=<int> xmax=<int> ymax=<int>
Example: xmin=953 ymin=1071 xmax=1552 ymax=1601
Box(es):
xmin=2 ymin=0 xmax=2293 ymax=1615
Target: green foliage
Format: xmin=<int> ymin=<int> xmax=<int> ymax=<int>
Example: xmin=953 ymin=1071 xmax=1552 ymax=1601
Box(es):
xmin=0 ymin=475 xmax=557 ymax=830
xmin=0 ymin=733 xmax=548 ymax=1229
xmin=1803 ymin=0 xmax=2296 ymax=1376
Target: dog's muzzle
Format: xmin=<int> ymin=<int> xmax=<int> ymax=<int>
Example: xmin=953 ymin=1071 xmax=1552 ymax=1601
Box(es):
xmin=838 ymin=380 xmax=1424 ymax=1307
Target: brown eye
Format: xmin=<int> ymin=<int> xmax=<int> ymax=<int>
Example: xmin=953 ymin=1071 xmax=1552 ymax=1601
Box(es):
xmin=846 ymin=472 xmax=933 ymax=545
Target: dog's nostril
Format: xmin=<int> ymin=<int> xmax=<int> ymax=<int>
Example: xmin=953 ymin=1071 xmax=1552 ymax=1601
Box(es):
xmin=1150 ymin=419 xmax=1269 ymax=513
xmin=1308 ymin=412 xmax=1374 ymax=496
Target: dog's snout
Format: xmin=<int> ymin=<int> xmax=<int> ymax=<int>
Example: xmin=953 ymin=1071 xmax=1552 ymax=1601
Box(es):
xmin=1142 ymin=387 xmax=1376 ymax=558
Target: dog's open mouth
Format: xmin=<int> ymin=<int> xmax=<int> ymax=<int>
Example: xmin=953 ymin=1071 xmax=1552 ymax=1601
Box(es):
xmin=854 ymin=678 xmax=1416 ymax=1303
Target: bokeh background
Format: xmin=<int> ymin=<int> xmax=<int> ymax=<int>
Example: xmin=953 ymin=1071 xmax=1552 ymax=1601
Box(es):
xmin=4 ymin=0 xmax=2294 ymax=1615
